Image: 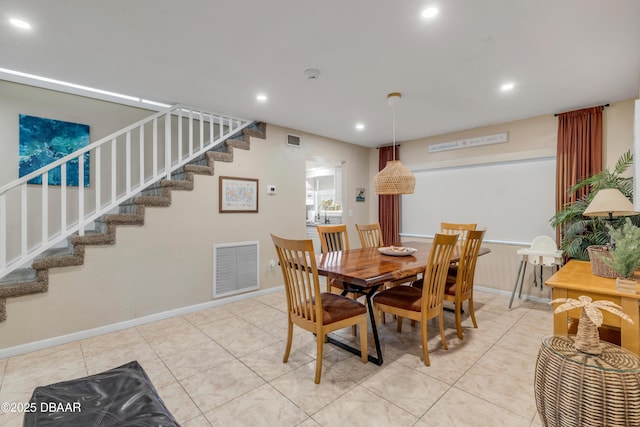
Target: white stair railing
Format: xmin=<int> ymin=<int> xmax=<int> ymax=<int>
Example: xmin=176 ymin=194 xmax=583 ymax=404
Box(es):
xmin=0 ymin=104 xmax=252 ymax=279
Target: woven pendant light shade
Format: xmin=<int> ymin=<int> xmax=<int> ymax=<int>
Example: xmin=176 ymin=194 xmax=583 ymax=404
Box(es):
xmin=374 ymin=160 xmax=416 ymax=195
xmin=374 ymin=92 xmax=416 ymax=195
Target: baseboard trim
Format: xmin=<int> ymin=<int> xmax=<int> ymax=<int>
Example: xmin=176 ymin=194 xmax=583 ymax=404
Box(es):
xmin=0 ymin=286 xmax=284 ymax=359
xmin=0 ymin=284 xmax=547 ymax=359
xmin=475 ymin=285 xmax=551 ymax=305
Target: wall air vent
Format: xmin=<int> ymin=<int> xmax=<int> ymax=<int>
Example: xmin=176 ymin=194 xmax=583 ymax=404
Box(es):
xmin=213 ymin=241 xmax=259 ymax=298
xmin=287 ymin=134 xmax=302 ymax=148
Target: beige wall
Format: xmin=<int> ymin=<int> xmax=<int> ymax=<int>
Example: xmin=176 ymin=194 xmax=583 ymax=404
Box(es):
xmin=0 ymin=82 xmax=371 ymax=349
xmin=0 ymin=80 xmax=153 ymax=188
xmin=368 ymin=99 xmax=636 ymax=299
xmin=0 ymin=78 xmax=636 ymax=351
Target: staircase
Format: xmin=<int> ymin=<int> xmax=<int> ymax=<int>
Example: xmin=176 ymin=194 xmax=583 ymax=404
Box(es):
xmin=0 ymin=104 xmax=266 ymax=321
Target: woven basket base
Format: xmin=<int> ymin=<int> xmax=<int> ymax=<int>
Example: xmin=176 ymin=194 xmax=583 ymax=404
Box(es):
xmin=535 ymin=336 xmax=640 ymax=427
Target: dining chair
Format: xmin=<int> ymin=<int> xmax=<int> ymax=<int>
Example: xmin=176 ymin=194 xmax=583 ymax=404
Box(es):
xmin=271 ymin=234 xmax=368 ymax=384
xmin=355 ymin=223 xmax=384 ymax=248
xmin=316 ymin=224 xmax=364 ymax=335
xmin=414 ymin=229 xmax=486 ymax=339
xmin=356 ymin=222 xmax=418 ymax=324
xmin=373 ymin=233 xmax=458 ymax=366
xmin=316 ymin=224 xmax=351 ymax=294
xmin=440 ymin=222 xmax=477 ymax=262
xmin=316 ymin=224 xmax=350 ymax=253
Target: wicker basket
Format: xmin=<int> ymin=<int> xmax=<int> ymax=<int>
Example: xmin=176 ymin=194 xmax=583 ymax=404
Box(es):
xmin=587 ymin=245 xmax=617 ymax=278
xmin=535 ymin=335 xmax=640 ymax=427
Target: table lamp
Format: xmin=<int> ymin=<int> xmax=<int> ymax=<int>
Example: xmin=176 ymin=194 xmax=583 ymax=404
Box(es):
xmin=583 ymin=188 xmax=637 ymax=220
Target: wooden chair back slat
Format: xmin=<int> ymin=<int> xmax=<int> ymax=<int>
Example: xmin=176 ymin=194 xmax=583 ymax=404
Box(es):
xmin=422 ymin=233 xmax=459 ymax=312
xmin=272 ymin=235 xmax=321 ymax=324
xmin=316 ymin=224 xmax=350 ymax=253
xmin=356 ymin=223 xmax=384 ymax=248
xmin=456 ymin=229 xmax=486 ymax=300
xmin=440 ymin=222 xmax=477 ymax=260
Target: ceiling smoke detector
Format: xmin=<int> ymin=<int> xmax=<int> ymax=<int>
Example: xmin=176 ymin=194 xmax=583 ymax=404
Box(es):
xmin=304 ymin=68 xmax=320 ymax=80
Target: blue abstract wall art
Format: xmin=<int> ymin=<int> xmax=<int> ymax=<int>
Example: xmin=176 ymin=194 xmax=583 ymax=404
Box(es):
xmin=19 ymin=114 xmax=90 ymax=187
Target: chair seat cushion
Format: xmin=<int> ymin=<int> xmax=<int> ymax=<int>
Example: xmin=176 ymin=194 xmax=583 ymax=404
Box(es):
xmin=373 ymin=286 xmax=426 ymax=312
xmin=444 ymin=275 xmax=457 ymax=296
xmin=417 ymin=272 xmax=457 ymax=296
xmin=448 ymin=265 xmax=458 ymax=278
xmin=320 ymin=292 xmax=366 ymax=324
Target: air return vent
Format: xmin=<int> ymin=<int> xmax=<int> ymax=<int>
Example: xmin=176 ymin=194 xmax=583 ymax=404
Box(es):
xmin=213 ymin=241 xmax=259 ymax=298
xmin=287 ymin=134 xmax=301 ymax=148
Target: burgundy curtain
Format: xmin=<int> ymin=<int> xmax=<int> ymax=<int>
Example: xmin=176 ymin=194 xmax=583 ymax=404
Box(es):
xmin=378 ymin=146 xmax=400 ymax=246
xmin=555 ymin=106 xmax=603 ymax=243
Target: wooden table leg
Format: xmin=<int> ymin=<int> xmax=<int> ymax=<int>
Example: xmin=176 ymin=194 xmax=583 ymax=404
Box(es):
xmin=620 ymin=297 xmax=640 ymax=356
xmin=552 ymin=288 xmax=569 ymax=335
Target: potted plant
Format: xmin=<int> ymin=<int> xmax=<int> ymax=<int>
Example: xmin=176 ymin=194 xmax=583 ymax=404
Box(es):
xmin=600 ymin=218 xmax=640 ymax=292
xmin=551 ymin=150 xmax=640 ymax=261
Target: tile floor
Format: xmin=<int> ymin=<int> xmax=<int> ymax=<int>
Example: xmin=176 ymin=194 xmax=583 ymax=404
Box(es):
xmin=0 ymin=289 xmax=551 ymax=426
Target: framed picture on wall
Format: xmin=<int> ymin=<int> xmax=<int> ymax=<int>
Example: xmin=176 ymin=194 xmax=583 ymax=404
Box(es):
xmin=356 ymin=187 xmax=365 ymax=202
xmin=219 ymin=176 xmax=259 ymax=213
xmin=19 ymin=114 xmax=91 ymax=187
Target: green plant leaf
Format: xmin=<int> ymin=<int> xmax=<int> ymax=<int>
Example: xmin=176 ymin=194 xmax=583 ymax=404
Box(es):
xmin=550 ymin=150 xmax=640 ymax=261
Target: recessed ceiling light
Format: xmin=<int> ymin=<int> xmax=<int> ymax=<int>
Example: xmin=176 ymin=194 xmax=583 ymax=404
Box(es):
xmin=501 ymin=82 xmax=515 ymax=91
xmin=9 ymin=18 xmax=32 ymax=30
xmin=421 ymin=7 xmax=439 ymax=19
xmin=355 ymin=123 xmax=365 ymax=131
xmin=256 ymin=94 xmax=267 ymax=102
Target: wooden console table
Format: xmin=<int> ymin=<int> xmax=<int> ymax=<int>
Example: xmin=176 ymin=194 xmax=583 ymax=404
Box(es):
xmin=545 ymin=260 xmax=640 ymax=356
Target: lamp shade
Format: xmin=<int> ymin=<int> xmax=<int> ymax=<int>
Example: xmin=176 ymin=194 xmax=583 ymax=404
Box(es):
xmin=374 ymin=160 xmax=416 ymax=195
xmin=583 ymin=188 xmax=637 ymax=217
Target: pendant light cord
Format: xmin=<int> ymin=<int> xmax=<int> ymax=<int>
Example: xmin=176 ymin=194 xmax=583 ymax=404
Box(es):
xmin=392 ymin=102 xmax=396 ymax=161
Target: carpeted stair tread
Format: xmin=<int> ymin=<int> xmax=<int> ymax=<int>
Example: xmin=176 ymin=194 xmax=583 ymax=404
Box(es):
xmin=104 ymin=213 xmax=145 ymax=225
xmin=160 ymin=179 xmax=193 ymax=190
xmin=184 ymin=164 xmax=215 ymax=175
xmin=0 ymin=276 xmax=48 ymax=321
xmin=209 ymin=152 xmax=233 ymax=162
xmin=31 ymin=244 xmax=85 ymax=269
xmin=35 ymin=246 xmax=74 ymax=260
xmin=226 ymin=139 xmax=251 ymax=151
xmin=32 ymin=254 xmax=84 ymax=270
xmin=0 ymin=268 xmax=37 ymax=285
xmin=71 ymin=230 xmax=115 ymax=246
xmin=133 ymin=196 xmax=171 ymax=207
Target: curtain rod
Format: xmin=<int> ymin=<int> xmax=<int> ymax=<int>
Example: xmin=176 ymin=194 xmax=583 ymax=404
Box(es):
xmin=376 ymin=144 xmax=401 ymax=149
xmin=554 ymin=103 xmax=610 ymax=117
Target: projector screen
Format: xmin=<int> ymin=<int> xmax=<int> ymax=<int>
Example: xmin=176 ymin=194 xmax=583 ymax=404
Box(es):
xmin=401 ymin=157 xmax=557 ymax=244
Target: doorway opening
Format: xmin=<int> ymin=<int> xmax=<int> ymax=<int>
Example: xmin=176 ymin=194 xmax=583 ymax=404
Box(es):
xmin=305 ymin=158 xmax=345 ymax=251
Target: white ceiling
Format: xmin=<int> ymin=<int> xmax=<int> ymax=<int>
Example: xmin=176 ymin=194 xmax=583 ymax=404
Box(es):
xmin=1 ymin=0 xmax=639 ymax=148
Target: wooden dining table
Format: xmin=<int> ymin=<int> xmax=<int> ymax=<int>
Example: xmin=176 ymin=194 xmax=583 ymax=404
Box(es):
xmin=315 ymin=240 xmax=490 ymax=365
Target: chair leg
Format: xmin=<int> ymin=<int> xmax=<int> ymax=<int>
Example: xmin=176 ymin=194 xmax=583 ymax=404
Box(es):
xmin=314 ymin=333 xmax=325 ymax=384
xmin=359 ymin=317 xmax=368 ymax=363
xmin=469 ymin=297 xmax=478 ymax=329
xmin=397 ymin=316 xmax=403 ymax=333
xmin=420 ymin=318 xmax=430 ymax=366
xmin=439 ymin=313 xmax=448 ymax=350
xmin=455 ymin=302 xmax=463 ymax=340
xmin=283 ymin=320 xmax=293 ymax=363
